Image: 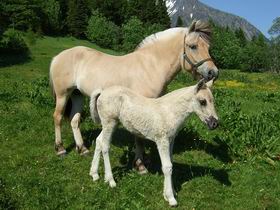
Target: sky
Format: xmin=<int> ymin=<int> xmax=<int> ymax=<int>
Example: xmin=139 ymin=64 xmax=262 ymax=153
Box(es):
xmin=199 ymin=0 xmax=280 ymax=38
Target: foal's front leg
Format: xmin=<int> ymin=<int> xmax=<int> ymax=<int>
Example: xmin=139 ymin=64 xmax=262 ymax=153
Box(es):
xmin=157 ymin=140 xmax=177 ymax=206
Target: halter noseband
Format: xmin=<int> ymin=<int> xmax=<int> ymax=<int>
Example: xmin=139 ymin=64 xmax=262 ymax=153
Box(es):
xmin=182 ymin=34 xmax=212 ymax=78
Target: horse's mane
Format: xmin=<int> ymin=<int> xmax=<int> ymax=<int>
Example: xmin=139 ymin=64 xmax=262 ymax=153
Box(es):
xmin=136 ymin=28 xmax=187 ymax=50
xmin=136 ymin=20 xmax=211 ymax=50
xmin=189 ymin=20 xmax=212 ymax=43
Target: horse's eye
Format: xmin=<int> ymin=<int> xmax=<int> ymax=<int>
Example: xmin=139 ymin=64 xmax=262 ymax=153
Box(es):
xmin=189 ymin=45 xmax=197 ymax=50
xmin=199 ymin=99 xmax=207 ymax=106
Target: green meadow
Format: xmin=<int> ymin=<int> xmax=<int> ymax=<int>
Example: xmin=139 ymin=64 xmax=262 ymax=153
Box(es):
xmin=1 ymin=37 xmax=280 ymax=209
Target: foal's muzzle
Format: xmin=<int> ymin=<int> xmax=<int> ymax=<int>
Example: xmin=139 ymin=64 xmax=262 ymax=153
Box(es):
xmin=206 ymin=116 xmax=219 ymax=130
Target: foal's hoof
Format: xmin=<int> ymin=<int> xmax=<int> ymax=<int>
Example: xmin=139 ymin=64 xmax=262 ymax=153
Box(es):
xmin=109 ymin=180 xmax=116 ymax=188
xmin=77 ymin=145 xmax=90 ymax=156
xmin=91 ymin=173 xmax=100 ymax=181
xmin=105 ymin=179 xmax=116 ymax=188
xmin=169 ymin=198 xmax=178 ymax=207
xmin=164 ymin=194 xmax=178 ymax=207
xmin=134 ymin=159 xmax=148 ymax=175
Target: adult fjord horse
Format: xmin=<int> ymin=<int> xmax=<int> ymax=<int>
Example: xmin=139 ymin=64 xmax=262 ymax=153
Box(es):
xmin=49 ymin=20 xmax=218 ymax=172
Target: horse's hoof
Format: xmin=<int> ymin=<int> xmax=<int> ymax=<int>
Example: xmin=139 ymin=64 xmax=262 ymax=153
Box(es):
xmin=57 ymin=150 xmax=67 ymax=157
xmin=77 ymin=145 xmax=90 ymax=156
xmin=134 ymin=159 xmax=148 ymax=175
xmin=55 ymin=144 xmax=66 ymax=156
xmin=80 ymin=149 xmax=90 ymax=156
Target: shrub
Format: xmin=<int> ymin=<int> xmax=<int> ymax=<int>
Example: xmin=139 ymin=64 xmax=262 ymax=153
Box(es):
xmin=86 ymin=10 xmax=121 ymax=50
xmin=121 ymin=16 xmax=146 ymax=52
xmin=27 ymin=77 xmax=54 ymax=107
xmin=121 ymin=17 xmax=165 ymax=52
xmin=0 ymin=28 xmax=29 ymax=54
xmin=239 ymin=36 xmax=269 ymax=72
xmin=210 ymin=93 xmax=280 ymax=159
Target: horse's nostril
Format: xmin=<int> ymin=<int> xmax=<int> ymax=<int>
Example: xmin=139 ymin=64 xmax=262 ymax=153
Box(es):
xmin=208 ymin=70 xmax=214 ymax=75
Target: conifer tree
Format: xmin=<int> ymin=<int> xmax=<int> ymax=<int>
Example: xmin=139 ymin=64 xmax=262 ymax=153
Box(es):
xmin=66 ymin=0 xmax=90 ymax=38
xmin=0 ymin=0 xmax=43 ymax=32
xmin=89 ymin=0 xmax=127 ymax=26
xmin=176 ymin=16 xmax=184 ymax=27
xmin=125 ymin=0 xmax=170 ymax=28
xmin=235 ymin=28 xmax=247 ymax=47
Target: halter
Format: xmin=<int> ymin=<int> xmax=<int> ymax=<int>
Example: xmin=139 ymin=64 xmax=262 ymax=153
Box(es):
xmin=182 ymin=34 xmax=213 ymax=78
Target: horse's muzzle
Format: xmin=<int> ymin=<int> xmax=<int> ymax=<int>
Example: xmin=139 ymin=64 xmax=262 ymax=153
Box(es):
xmin=206 ymin=116 xmax=219 ymax=130
xmin=207 ymin=69 xmax=219 ymax=81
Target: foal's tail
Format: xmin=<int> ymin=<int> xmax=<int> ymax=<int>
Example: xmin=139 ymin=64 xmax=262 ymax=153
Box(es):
xmin=90 ymin=89 xmax=102 ymax=124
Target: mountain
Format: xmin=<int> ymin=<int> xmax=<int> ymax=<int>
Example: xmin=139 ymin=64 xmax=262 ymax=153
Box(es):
xmin=165 ymin=0 xmax=262 ymax=40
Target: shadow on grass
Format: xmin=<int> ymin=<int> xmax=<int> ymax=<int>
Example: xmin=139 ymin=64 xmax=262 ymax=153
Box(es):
xmin=112 ymin=158 xmax=231 ymax=194
xmin=80 ymin=127 xmax=232 ymax=189
xmin=0 ymin=178 xmax=18 ymax=210
xmin=0 ymin=54 xmax=31 ymax=68
xmin=81 ymin=126 xmax=232 ymax=163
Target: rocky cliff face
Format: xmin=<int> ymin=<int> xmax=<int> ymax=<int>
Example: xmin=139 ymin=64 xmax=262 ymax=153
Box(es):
xmin=165 ymin=0 xmax=262 ymax=39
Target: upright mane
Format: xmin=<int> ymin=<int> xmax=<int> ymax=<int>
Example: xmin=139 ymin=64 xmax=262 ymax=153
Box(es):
xmin=135 ymin=20 xmax=211 ymax=50
xmin=136 ymin=27 xmax=187 ymax=50
xmin=189 ymin=20 xmax=212 ymax=43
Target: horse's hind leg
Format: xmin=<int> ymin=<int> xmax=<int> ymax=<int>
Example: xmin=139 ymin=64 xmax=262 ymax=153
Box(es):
xmin=53 ymin=95 xmax=67 ymax=156
xmin=70 ymin=92 xmax=89 ymax=155
xmin=134 ymin=137 xmax=148 ymax=174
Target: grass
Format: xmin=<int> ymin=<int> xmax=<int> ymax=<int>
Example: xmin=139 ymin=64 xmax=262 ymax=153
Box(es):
xmin=1 ymin=36 xmax=280 ymax=209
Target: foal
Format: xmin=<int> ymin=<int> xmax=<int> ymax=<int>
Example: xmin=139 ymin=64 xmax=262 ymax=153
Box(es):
xmin=89 ymin=79 xmax=218 ymax=206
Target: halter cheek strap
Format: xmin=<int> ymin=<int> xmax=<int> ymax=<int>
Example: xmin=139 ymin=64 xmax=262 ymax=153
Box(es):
xmin=182 ymin=34 xmax=212 ymax=78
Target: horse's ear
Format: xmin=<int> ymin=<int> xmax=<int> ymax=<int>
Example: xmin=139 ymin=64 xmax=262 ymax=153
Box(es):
xmin=189 ymin=20 xmax=197 ymax=33
xmin=195 ymin=79 xmax=206 ymax=93
xmin=206 ymin=79 xmax=214 ymax=89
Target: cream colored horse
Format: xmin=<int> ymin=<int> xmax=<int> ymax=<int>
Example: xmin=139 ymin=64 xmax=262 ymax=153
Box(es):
xmin=89 ymin=79 xmax=218 ymax=206
xmin=49 ymin=20 xmax=218 ymax=170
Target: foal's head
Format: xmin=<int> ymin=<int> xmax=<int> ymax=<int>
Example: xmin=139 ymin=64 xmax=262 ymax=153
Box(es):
xmin=182 ymin=20 xmax=219 ymax=81
xmin=191 ymin=79 xmax=218 ymax=130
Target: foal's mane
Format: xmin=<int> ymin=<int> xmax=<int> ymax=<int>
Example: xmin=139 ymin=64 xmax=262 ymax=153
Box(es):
xmin=136 ymin=20 xmax=212 ymax=50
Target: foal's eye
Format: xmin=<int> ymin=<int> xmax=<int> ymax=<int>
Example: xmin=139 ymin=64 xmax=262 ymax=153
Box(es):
xmin=189 ymin=45 xmax=197 ymax=50
xmin=199 ymin=99 xmax=207 ymax=106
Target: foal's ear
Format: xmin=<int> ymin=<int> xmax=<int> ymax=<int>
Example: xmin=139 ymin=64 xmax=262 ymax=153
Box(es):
xmin=206 ymin=79 xmax=214 ymax=89
xmin=195 ymin=79 xmax=206 ymax=93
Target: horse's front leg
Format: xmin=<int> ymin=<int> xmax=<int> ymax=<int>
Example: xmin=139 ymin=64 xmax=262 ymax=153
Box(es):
xmin=134 ymin=137 xmax=148 ymax=174
xmin=157 ymin=140 xmax=177 ymax=207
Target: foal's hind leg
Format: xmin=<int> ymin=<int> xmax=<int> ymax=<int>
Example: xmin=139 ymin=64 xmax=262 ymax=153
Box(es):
xmin=53 ymin=95 xmax=67 ymax=156
xmin=100 ymin=121 xmax=117 ymax=188
xmin=90 ymin=131 xmax=103 ymax=181
xmin=70 ymin=92 xmax=89 ymax=155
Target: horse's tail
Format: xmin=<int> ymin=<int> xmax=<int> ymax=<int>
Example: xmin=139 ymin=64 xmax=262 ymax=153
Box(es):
xmin=49 ymin=58 xmax=56 ymax=99
xmin=90 ymin=89 xmax=102 ymax=124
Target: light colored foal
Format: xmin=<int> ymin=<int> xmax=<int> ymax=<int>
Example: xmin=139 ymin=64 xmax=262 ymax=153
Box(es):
xmin=89 ymin=79 xmax=218 ymax=206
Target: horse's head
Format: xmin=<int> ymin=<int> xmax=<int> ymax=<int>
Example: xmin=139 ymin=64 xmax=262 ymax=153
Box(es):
xmin=192 ymin=79 xmax=218 ymax=130
xmin=181 ymin=20 xmax=218 ymax=81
